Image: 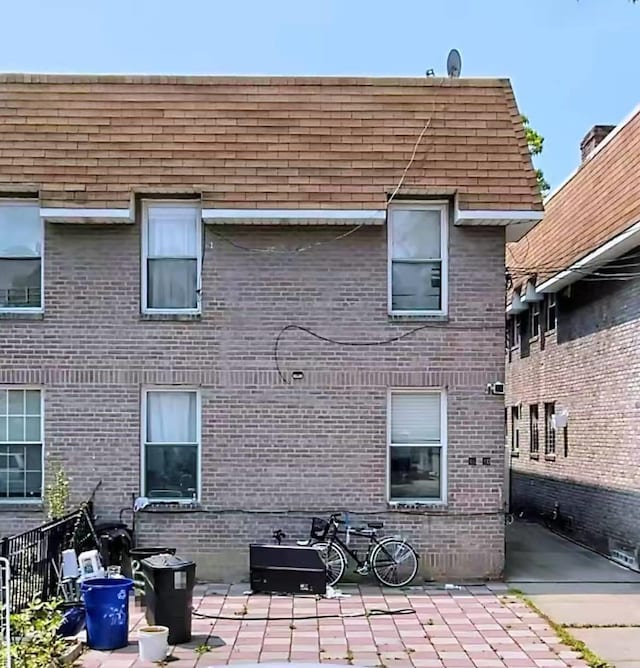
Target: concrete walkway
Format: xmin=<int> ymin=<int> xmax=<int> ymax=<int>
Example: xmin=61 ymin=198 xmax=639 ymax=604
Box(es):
xmin=506 ymin=522 xmax=640 ymax=667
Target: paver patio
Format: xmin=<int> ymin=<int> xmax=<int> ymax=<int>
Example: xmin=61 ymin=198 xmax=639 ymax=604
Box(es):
xmin=81 ymin=584 xmax=587 ymax=668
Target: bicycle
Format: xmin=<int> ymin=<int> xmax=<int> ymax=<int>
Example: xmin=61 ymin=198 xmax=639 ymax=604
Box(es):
xmin=305 ymin=513 xmax=419 ymax=588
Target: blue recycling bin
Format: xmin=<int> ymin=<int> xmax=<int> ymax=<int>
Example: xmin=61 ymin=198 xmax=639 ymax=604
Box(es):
xmin=81 ymin=578 xmax=134 ymax=650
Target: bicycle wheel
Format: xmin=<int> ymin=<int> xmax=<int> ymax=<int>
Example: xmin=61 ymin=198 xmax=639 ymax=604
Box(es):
xmin=370 ymin=537 xmax=419 ymax=587
xmin=313 ymin=541 xmax=347 ymax=586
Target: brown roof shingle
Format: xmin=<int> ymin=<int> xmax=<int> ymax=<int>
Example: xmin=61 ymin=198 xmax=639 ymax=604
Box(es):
xmin=508 ymin=106 xmax=640 ymax=283
xmin=0 ymin=74 xmax=541 ymax=210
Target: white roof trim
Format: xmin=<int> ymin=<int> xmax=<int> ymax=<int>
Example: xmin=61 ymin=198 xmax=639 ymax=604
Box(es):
xmin=457 ymin=209 xmax=544 ymax=222
xmin=537 ymin=217 xmax=640 ymax=294
xmin=202 ymin=208 xmax=386 ymax=224
xmin=544 ymin=104 xmax=640 ymax=207
xmin=456 ymin=209 xmax=543 ymax=242
xmin=41 ymin=207 xmax=132 ymax=223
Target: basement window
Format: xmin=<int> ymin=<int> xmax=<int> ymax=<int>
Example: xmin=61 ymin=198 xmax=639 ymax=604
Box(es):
xmin=0 ymin=201 xmax=43 ymax=312
xmin=388 ymin=203 xmax=448 ymax=316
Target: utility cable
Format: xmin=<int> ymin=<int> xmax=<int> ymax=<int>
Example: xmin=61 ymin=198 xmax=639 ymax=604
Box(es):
xmin=208 ymin=224 xmax=365 ymax=255
xmin=193 ymin=608 xmax=416 ymax=621
xmin=273 ymin=322 xmax=504 ymax=384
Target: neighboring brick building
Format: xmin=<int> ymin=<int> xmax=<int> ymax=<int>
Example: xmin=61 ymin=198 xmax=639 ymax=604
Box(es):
xmin=0 ymin=74 xmax=541 ymax=580
xmin=506 ymin=105 xmax=640 ymax=568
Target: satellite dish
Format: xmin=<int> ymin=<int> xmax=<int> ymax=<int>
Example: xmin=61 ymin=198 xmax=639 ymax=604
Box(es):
xmin=447 ymin=49 xmax=462 ymax=77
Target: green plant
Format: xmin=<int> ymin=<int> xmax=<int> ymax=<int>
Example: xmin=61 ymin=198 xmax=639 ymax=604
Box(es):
xmin=194 ymin=642 xmax=212 ymax=656
xmin=8 ymin=597 xmax=67 ymax=667
xmin=521 ymin=114 xmax=549 ymax=196
xmin=45 ymin=466 xmax=70 ymax=521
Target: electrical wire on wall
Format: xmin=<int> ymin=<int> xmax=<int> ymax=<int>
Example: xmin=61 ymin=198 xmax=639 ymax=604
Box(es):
xmin=273 ymin=322 xmax=505 ymax=384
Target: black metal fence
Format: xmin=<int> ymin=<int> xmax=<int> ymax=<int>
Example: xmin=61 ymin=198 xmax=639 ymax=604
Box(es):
xmin=0 ymin=505 xmax=96 ymax=612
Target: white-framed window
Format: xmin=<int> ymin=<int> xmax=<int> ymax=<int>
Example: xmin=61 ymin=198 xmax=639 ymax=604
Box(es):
xmin=141 ymin=388 xmax=201 ymax=501
xmin=544 ymin=401 xmax=556 ymax=458
xmin=388 ymin=389 xmax=447 ymax=504
xmin=529 ymin=303 xmax=540 ymax=340
xmin=546 ymin=294 xmax=557 ymax=332
xmin=0 ymin=200 xmax=43 ymax=312
xmin=141 ymin=201 xmax=202 ymax=313
xmin=0 ymin=388 xmax=43 ymax=501
xmin=511 ymin=405 xmax=520 ymax=455
xmin=388 ymin=203 xmax=448 ymax=316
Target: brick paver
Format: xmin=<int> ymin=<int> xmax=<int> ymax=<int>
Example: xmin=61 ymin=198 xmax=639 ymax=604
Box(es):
xmin=81 ymin=585 xmax=587 ymax=667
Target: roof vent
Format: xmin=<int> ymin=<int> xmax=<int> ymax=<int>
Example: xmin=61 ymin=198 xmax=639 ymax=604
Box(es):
xmin=580 ymin=125 xmax=615 ymax=162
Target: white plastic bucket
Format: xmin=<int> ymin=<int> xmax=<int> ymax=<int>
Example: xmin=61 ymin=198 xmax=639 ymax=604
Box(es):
xmin=138 ymin=625 xmax=169 ymax=662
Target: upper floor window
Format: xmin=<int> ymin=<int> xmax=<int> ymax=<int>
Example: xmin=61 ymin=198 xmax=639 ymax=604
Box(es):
xmin=388 ymin=204 xmax=448 ymax=316
xmin=0 ymin=201 xmax=42 ymax=311
xmin=388 ymin=389 xmax=447 ymax=503
xmin=142 ymin=201 xmax=201 ymax=313
xmin=0 ymin=388 xmax=43 ymax=501
xmin=529 ymin=303 xmax=540 ymax=340
xmin=546 ymin=294 xmax=557 ymax=332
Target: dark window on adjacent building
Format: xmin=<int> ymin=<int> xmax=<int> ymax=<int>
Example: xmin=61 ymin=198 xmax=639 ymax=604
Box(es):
xmin=510 ymin=406 xmax=520 ymax=456
xmin=529 ymin=404 xmax=539 ymax=458
xmin=529 ymin=303 xmax=540 ymax=340
xmin=546 ymin=294 xmax=557 ymax=332
xmin=544 ymin=402 xmax=556 ymax=458
xmin=520 ymin=311 xmax=530 ymax=358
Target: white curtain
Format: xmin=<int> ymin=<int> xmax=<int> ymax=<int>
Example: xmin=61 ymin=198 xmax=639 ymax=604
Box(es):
xmin=147 ymin=206 xmax=198 ymax=257
xmin=147 ymin=392 xmax=197 ymax=443
xmin=391 ymin=209 xmax=441 ymax=259
xmin=391 ymin=393 xmax=441 ymax=444
xmin=148 ymin=259 xmax=197 ymax=309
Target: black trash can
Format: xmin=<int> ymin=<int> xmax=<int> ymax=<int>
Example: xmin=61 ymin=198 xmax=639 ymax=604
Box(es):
xmin=141 ymin=554 xmax=196 ymax=645
xmin=129 ymin=546 xmax=176 ymax=605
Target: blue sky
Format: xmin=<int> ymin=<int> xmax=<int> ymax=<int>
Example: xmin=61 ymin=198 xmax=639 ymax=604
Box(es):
xmin=1 ymin=0 xmax=637 ymax=188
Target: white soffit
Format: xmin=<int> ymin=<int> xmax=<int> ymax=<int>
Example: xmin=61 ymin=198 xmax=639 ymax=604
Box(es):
xmin=40 ymin=208 xmax=132 ymax=223
xmin=537 ymin=218 xmax=640 ymax=294
xmin=455 ymin=209 xmax=544 ymax=242
xmin=202 ymin=209 xmax=387 ymax=225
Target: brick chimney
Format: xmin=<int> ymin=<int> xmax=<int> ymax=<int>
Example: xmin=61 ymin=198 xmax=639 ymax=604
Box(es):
xmin=580 ymin=124 xmax=615 ymax=162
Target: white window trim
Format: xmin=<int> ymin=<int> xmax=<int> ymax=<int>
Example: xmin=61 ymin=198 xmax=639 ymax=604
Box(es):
xmin=0 ymin=385 xmax=44 ymax=504
xmin=529 ymin=303 xmax=540 ymax=342
xmin=0 ymin=200 xmax=44 ymax=314
xmin=546 ymin=294 xmax=557 ymax=333
xmin=141 ymin=200 xmax=202 ymax=315
xmin=387 ymin=201 xmax=449 ymax=317
xmin=509 ymin=316 xmax=521 ymax=351
xmin=140 ymin=387 xmax=202 ymax=503
xmin=386 ymin=388 xmax=448 ymax=505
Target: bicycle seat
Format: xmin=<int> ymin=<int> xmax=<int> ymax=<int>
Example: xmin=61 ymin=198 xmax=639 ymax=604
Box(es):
xmin=367 ymin=521 xmax=383 ymax=529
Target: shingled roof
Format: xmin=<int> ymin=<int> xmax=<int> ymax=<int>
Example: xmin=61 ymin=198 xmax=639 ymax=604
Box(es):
xmin=508 ymin=105 xmax=640 ymax=286
xmin=0 ymin=74 xmax=541 ymax=211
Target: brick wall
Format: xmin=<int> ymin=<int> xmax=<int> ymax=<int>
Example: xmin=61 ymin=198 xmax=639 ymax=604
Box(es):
xmin=506 ymin=257 xmax=640 ymax=564
xmin=0 ymin=218 xmax=506 ymax=581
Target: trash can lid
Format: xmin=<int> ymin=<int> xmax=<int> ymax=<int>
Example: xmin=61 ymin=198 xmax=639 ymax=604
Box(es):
xmin=141 ymin=554 xmax=194 ymax=570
